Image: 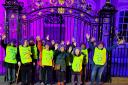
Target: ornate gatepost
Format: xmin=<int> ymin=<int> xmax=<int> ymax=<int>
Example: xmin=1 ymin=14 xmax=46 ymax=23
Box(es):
xmin=98 ymin=0 xmax=117 ymax=82
xmin=3 ymin=0 xmax=22 ymax=44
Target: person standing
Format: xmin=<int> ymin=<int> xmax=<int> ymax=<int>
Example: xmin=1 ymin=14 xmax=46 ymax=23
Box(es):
xmin=55 ymin=45 xmax=68 ymax=85
xmin=1 ymin=34 xmax=18 ymax=84
xmin=18 ymin=39 xmax=33 ymax=85
xmin=71 ymin=47 xmax=84 ymax=85
xmin=37 ymin=40 xmax=54 ymax=85
xmin=86 ymin=34 xmax=124 ymax=85
xmin=81 ymin=43 xmax=88 ymax=85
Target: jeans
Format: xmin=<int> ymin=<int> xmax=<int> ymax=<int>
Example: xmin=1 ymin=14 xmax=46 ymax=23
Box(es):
xmin=90 ymin=65 xmax=105 ymax=85
xmin=81 ymin=65 xmax=86 ymax=85
xmin=21 ymin=64 xmax=32 ymax=85
xmin=41 ymin=66 xmax=53 ymax=84
xmin=56 ymin=70 xmax=65 ymax=82
xmin=6 ymin=67 xmax=16 ymax=82
xmin=66 ymin=66 xmax=71 ymax=83
xmin=71 ymin=73 xmax=82 ymax=85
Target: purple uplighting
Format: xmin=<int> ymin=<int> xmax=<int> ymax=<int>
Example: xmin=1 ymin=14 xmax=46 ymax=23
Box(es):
xmin=0 ymin=0 xmax=128 ymax=84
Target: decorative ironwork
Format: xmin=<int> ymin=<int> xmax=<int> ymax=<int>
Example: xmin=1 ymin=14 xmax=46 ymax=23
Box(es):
xmin=98 ymin=0 xmax=117 ymax=82
xmin=44 ymin=13 xmax=64 ymax=24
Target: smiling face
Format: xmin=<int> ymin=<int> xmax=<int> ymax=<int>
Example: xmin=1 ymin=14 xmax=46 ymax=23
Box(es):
xmin=45 ymin=44 xmax=50 ymax=50
xmin=51 ymin=40 xmax=55 ymax=45
xmin=98 ymin=43 xmax=104 ymax=49
xmin=30 ymin=40 xmax=34 ymax=44
xmin=60 ymin=46 xmax=65 ymax=52
xmin=81 ymin=44 xmax=86 ymax=49
xmin=24 ymin=40 xmax=28 ymax=47
xmin=75 ymin=49 xmax=80 ymax=56
xmin=10 ymin=42 xmax=14 ymax=46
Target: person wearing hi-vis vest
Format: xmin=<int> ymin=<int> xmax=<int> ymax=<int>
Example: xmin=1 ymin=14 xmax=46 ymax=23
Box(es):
xmin=85 ymin=34 xmax=124 ymax=85
xmin=1 ymin=34 xmax=18 ymax=84
xmin=71 ymin=47 xmax=84 ymax=85
xmin=29 ymin=37 xmax=38 ymax=83
xmin=81 ymin=43 xmax=88 ymax=85
xmin=18 ymin=39 xmax=33 ymax=85
xmin=37 ymin=40 xmax=54 ymax=85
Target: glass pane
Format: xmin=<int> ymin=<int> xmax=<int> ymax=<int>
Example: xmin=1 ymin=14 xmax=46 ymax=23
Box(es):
xmin=123 ymin=24 xmax=127 ymax=30
xmin=120 ymin=11 xmax=124 ymax=16
xmin=124 ymin=17 xmax=128 ymax=23
xmin=119 ymin=24 xmax=122 ymax=29
xmin=125 ymin=11 xmax=128 ymax=16
xmin=119 ymin=17 xmax=124 ymax=23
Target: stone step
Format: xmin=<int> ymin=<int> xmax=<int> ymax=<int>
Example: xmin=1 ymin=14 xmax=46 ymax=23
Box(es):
xmin=112 ymin=77 xmax=128 ymax=83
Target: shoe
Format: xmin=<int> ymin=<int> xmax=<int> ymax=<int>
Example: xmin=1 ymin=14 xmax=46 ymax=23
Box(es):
xmin=41 ymin=82 xmax=45 ymax=85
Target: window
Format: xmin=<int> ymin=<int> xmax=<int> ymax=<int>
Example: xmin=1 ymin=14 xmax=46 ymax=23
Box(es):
xmin=118 ymin=10 xmax=128 ymax=42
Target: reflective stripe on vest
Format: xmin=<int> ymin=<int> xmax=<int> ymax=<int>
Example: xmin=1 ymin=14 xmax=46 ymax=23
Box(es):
xmin=19 ymin=45 xmax=32 ymax=64
xmin=72 ymin=55 xmax=84 ymax=72
xmin=42 ymin=49 xmax=53 ymax=66
xmin=5 ymin=46 xmax=17 ymax=64
xmin=31 ymin=45 xmax=38 ymax=59
xmin=93 ymin=47 xmax=107 ymax=65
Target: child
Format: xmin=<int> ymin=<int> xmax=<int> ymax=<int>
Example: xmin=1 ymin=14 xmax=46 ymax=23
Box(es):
xmin=1 ymin=34 xmax=17 ymax=84
xmin=86 ymin=34 xmax=124 ymax=85
xmin=81 ymin=43 xmax=88 ymax=85
xmin=37 ymin=41 xmax=54 ymax=85
xmin=71 ymin=47 xmax=84 ymax=85
xmin=19 ymin=39 xmax=32 ymax=85
xmin=55 ymin=45 xmax=68 ymax=85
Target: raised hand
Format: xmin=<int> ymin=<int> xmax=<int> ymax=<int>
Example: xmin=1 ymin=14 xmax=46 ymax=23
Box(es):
xmin=2 ymin=34 xmax=6 ymax=40
xmin=36 ymin=36 xmax=40 ymax=41
xmin=72 ymin=37 xmax=75 ymax=42
xmin=46 ymin=35 xmax=49 ymax=40
xmin=86 ymin=34 xmax=90 ymax=40
xmin=68 ymin=46 xmax=72 ymax=53
xmin=55 ymin=44 xmax=58 ymax=50
xmin=118 ymin=39 xmax=124 ymax=45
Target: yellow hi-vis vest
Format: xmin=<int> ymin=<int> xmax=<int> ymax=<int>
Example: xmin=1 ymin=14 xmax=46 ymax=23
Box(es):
xmin=31 ymin=45 xmax=38 ymax=59
xmin=19 ymin=45 xmax=32 ymax=64
xmin=5 ymin=46 xmax=17 ymax=64
xmin=42 ymin=49 xmax=53 ymax=66
xmin=93 ymin=47 xmax=107 ymax=65
xmin=81 ymin=49 xmax=88 ymax=64
xmin=72 ymin=55 xmax=84 ymax=72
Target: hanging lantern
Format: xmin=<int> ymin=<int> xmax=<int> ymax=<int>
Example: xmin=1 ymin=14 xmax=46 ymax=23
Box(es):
xmin=65 ymin=0 xmax=74 ymax=7
xmin=58 ymin=0 xmax=65 ymax=5
xmin=58 ymin=7 xmax=65 ymax=14
xmin=80 ymin=13 xmax=84 ymax=17
xmin=69 ymin=10 xmax=72 ymax=14
xmin=11 ymin=14 xmax=15 ymax=19
xmin=95 ymin=18 xmax=98 ymax=22
xmin=82 ymin=0 xmax=86 ymax=4
xmin=35 ymin=0 xmax=43 ymax=8
xmin=50 ymin=0 xmax=57 ymax=5
xmin=38 ymin=11 xmax=42 ymax=15
xmin=50 ymin=9 xmax=54 ymax=12
xmin=22 ymin=15 xmax=26 ymax=20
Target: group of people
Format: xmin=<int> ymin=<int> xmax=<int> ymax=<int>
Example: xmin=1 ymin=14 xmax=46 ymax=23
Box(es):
xmin=0 ymin=34 xmax=124 ymax=85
